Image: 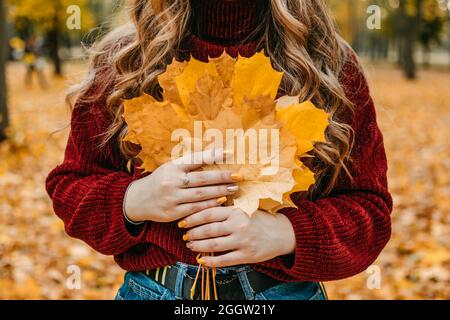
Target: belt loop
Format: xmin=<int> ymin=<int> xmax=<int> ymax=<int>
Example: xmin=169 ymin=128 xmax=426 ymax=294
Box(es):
xmin=174 ymin=263 xmax=187 ymax=299
xmin=237 ymin=269 xmax=254 ymax=300
xmin=155 ymin=267 xmax=160 ymax=282
xmin=319 ymin=282 xmax=329 ymax=300
xmin=161 ymin=266 xmax=168 ymax=286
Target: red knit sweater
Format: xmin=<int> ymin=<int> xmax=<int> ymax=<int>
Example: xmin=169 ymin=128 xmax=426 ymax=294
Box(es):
xmin=46 ymin=0 xmax=392 ymax=282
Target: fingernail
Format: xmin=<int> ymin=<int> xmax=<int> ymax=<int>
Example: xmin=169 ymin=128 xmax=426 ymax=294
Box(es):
xmin=197 ymin=258 xmax=206 ymax=265
xmin=178 ymin=220 xmax=187 ymax=228
xmin=227 ymin=185 xmax=239 ymax=193
xmin=182 ymin=234 xmax=189 ymax=241
xmin=230 ymin=173 xmax=243 ymax=182
xmin=186 ymin=242 xmax=193 ymax=249
xmin=216 ymin=196 xmax=227 ymax=205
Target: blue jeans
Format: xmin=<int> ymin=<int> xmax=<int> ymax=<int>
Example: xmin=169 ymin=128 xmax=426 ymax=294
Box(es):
xmin=115 ymin=262 xmax=327 ymax=300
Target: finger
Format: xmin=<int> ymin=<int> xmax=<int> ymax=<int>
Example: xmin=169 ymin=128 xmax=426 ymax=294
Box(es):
xmin=177 ymin=184 xmax=239 ymax=203
xmin=200 ymin=251 xmax=248 ymax=268
xmin=173 ymin=149 xmax=230 ymax=172
xmin=181 ymin=207 xmax=234 ymax=228
xmin=186 ymin=236 xmax=238 ymax=253
xmin=186 ymin=221 xmax=232 ymax=241
xmin=182 ymin=170 xmax=242 ymax=188
xmin=175 ymin=198 xmax=222 ymax=217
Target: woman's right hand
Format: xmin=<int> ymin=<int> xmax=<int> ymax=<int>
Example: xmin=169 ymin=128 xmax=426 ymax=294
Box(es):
xmin=124 ymin=149 xmax=242 ymax=223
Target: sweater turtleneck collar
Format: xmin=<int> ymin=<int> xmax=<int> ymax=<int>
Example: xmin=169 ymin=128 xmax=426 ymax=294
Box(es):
xmin=189 ymin=0 xmax=269 ymax=45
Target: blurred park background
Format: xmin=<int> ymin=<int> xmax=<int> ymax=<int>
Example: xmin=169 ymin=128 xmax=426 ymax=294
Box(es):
xmin=0 ymin=0 xmax=449 ymax=299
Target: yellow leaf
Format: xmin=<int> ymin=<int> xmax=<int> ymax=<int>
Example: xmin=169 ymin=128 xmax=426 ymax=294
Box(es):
xmin=204 ymin=106 xmax=243 ymax=132
xmin=210 ymin=51 xmax=237 ymax=87
xmin=259 ymin=198 xmax=290 ymax=214
xmin=123 ymin=93 xmax=156 ymax=144
xmin=231 ymin=51 xmax=283 ymax=107
xmin=189 ymin=73 xmax=232 ymax=120
xmin=240 ymin=95 xmax=277 ymax=129
xmin=203 ymin=104 xmax=298 ymax=215
xmin=157 ymin=58 xmax=187 ymax=107
xmin=175 ymin=56 xmax=219 ymax=108
xmin=123 ymin=99 xmax=193 ymax=172
xmin=284 ymin=164 xmax=316 ymax=207
xmin=233 ymin=166 xmax=296 ymax=215
xmin=276 ymin=100 xmax=329 ymax=155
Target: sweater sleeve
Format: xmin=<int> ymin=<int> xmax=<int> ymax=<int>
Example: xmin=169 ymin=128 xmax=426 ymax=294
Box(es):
xmin=256 ymin=55 xmax=393 ymax=282
xmin=45 ymin=96 xmax=148 ymax=256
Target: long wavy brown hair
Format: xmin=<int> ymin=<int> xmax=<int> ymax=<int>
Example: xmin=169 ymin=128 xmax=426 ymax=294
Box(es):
xmin=68 ymin=0 xmax=355 ymax=199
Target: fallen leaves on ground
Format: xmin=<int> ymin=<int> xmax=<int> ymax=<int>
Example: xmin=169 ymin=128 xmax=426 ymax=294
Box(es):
xmin=325 ymin=63 xmax=450 ymax=300
xmin=0 ymin=61 xmax=448 ymax=299
xmin=0 ymin=63 xmax=124 ymax=299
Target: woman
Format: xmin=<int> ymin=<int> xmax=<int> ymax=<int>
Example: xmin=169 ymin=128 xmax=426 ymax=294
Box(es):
xmin=46 ymin=0 xmax=392 ymax=300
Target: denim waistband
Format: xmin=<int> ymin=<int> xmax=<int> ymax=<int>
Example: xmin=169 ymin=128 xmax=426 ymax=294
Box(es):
xmin=169 ymin=262 xmax=253 ymax=277
xmin=123 ymin=268 xmax=326 ymax=300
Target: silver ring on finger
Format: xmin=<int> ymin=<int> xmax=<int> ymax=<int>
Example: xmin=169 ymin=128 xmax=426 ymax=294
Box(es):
xmin=181 ymin=173 xmax=190 ymax=187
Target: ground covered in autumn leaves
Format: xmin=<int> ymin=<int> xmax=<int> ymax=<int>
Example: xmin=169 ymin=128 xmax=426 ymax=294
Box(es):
xmin=0 ymin=61 xmax=448 ymax=299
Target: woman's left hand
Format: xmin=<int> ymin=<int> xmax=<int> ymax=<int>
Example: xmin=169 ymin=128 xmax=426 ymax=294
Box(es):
xmin=180 ymin=207 xmax=296 ymax=268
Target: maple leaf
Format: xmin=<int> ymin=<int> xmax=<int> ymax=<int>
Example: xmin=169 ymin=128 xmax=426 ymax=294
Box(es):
xmin=175 ymin=57 xmax=219 ymax=109
xmin=276 ymin=99 xmax=329 ymax=207
xmin=200 ymin=101 xmax=298 ymax=214
xmin=157 ymin=58 xmax=187 ymax=107
xmin=210 ymin=53 xmax=237 ymax=87
xmin=124 ymin=97 xmax=193 ymax=172
xmin=123 ymin=51 xmax=329 ymax=215
xmin=231 ymin=51 xmax=284 ymax=107
xmin=189 ymin=73 xmax=232 ymax=120
xmin=277 ymin=100 xmax=329 ymax=156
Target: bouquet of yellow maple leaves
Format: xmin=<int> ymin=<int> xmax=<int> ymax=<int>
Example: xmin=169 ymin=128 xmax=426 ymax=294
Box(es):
xmin=122 ymin=51 xmax=329 ymax=299
xmin=123 ymin=51 xmax=329 ymax=215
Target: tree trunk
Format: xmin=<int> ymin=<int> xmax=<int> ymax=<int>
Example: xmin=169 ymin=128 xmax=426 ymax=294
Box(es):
xmin=422 ymin=46 xmax=431 ymax=69
xmin=448 ymin=13 xmax=450 ymax=71
xmin=0 ymin=0 xmax=9 ymax=141
xmin=48 ymin=14 xmax=62 ymax=76
xmin=348 ymin=0 xmax=359 ymax=49
xmin=397 ymin=0 xmax=406 ymax=67
xmin=403 ymin=28 xmax=416 ymax=79
xmin=400 ymin=0 xmax=423 ymax=79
